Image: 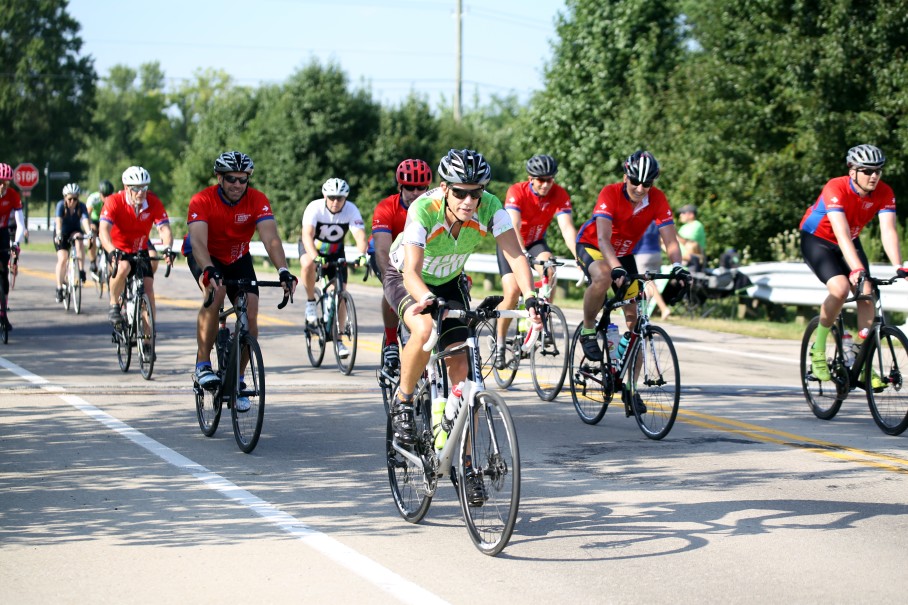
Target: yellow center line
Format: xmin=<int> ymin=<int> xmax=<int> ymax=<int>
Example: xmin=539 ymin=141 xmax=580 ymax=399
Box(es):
xmin=677 ymin=408 xmax=908 ymax=474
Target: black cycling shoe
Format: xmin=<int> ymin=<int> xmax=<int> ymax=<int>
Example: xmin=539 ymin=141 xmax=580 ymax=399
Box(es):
xmin=390 ymin=396 xmax=417 ymax=445
xmin=465 ymin=469 xmax=487 ymax=507
xmin=55 ymin=288 xmax=64 ymax=303
xmin=79 ymin=270 xmax=87 ymax=283
xmin=580 ymin=332 xmax=603 ymax=362
xmin=623 ymin=388 xmax=647 ymax=417
xmin=493 ymin=346 xmax=507 ymax=370
xmin=0 ymin=315 xmax=11 ymax=331
xmin=108 ymin=305 xmax=124 ymax=327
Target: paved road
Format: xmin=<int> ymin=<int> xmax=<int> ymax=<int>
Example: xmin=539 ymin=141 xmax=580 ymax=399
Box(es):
xmin=1 ymin=244 xmax=906 ymax=604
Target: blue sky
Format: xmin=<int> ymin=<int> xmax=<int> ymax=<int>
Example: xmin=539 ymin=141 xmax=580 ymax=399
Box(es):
xmin=68 ymin=0 xmax=567 ymax=108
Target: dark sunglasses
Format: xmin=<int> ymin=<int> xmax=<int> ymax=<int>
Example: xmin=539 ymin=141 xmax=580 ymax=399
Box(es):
xmin=326 ymin=195 xmax=345 ymax=202
xmin=449 ymin=185 xmax=484 ymax=200
xmin=857 ymin=168 xmax=882 ymax=176
xmin=533 ymin=176 xmax=554 ymax=183
xmin=628 ymin=177 xmax=654 ymax=188
xmin=222 ymin=174 xmax=249 ymax=184
xmin=402 ymin=184 xmax=428 ymax=192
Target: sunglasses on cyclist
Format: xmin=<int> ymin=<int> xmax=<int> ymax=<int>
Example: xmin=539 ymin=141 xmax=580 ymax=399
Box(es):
xmin=449 ymin=185 xmax=484 ymax=200
xmin=628 ymin=177 xmax=654 ymax=188
xmin=401 ymin=185 xmax=428 ymax=192
xmin=326 ymin=195 xmax=345 ymax=202
xmin=65 ymin=196 xmax=79 ymax=201
xmin=222 ymin=174 xmax=249 ymax=184
xmin=857 ymin=167 xmax=882 ymax=176
xmin=533 ymin=176 xmax=554 ymax=183
xmin=127 ymin=186 xmax=148 ymax=193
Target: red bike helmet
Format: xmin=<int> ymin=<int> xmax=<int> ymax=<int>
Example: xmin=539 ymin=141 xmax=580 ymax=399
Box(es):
xmin=396 ymin=159 xmax=433 ymax=187
xmin=0 ymin=163 xmax=12 ymax=180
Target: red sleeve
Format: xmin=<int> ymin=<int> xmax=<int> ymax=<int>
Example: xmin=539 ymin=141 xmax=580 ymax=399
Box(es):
xmin=371 ymin=196 xmax=395 ymax=234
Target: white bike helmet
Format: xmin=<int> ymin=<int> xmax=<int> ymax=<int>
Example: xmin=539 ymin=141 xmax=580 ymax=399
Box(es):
xmin=122 ymin=166 xmax=151 ymax=186
xmin=846 ymin=144 xmax=885 ymax=169
xmin=322 ymin=178 xmax=350 ymax=197
xmin=62 ymin=183 xmax=82 ymax=197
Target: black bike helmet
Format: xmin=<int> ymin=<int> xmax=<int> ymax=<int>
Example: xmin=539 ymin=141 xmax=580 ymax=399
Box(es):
xmin=437 ymin=149 xmax=492 ymax=185
xmin=99 ymin=180 xmax=115 ymax=196
xmin=214 ymin=151 xmax=255 ymax=175
xmin=526 ymin=154 xmax=558 ymax=177
xmin=624 ymin=150 xmax=660 ymax=182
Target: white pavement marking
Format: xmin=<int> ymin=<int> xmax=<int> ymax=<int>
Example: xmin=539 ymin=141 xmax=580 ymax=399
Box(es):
xmin=0 ymin=355 xmax=448 ymax=605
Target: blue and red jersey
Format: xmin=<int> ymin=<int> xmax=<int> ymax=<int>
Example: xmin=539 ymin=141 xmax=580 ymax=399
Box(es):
xmin=800 ymin=176 xmax=896 ymax=244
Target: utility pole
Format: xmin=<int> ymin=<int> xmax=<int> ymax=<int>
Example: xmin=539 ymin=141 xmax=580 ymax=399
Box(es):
xmin=454 ymin=0 xmax=462 ymax=123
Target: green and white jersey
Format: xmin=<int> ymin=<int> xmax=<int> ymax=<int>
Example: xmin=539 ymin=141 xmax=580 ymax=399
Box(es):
xmin=389 ymin=187 xmax=513 ymax=286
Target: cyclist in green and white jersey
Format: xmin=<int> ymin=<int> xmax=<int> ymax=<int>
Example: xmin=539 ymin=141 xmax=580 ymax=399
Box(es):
xmin=383 ymin=148 xmax=541 ymax=446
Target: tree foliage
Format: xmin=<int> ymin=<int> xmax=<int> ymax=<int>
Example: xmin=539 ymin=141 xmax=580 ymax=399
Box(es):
xmin=0 ymin=0 xmax=95 ymax=175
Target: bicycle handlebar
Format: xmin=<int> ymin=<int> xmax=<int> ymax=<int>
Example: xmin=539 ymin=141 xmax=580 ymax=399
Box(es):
xmin=421 ymin=296 xmax=535 ymax=353
xmin=203 ymin=278 xmax=292 ymax=310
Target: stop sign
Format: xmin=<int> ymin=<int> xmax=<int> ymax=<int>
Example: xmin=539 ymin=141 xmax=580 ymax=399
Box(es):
xmin=13 ymin=163 xmax=40 ymax=191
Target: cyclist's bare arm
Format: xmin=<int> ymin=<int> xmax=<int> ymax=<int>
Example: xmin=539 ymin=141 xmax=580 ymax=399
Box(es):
xmin=878 ymin=212 xmax=904 ymax=270
xmin=300 ymin=223 xmax=320 ymax=262
xmin=595 ymin=217 xmax=622 ymax=271
xmin=506 ymin=208 xmax=526 ymax=251
xmin=156 ymin=223 xmax=175 ymax=264
xmin=257 ymin=219 xmax=291 ymax=269
xmin=99 ymin=221 xmax=116 ymax=254
xmin=374 ymin=232 xmax=393 ymax=277
xmin=496 ymin=228 xmax=542 ymax=326
xmin=828 ymin=212 xmax=864 ymax=284
xmin=656 ymin=223 xmax=684 ymax=265
xmin=556 ymin=212 xmax=577 ymax=258
xmin=351 ymin=226 xmax=368 ymax=255
xmin=402 ymin=243 xmax=434 ymax=315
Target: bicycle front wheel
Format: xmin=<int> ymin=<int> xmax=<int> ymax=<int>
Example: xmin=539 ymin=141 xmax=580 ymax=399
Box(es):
xmin=458 ymin=391 xmax=520 ymax=557
xmin=865 ymin=326 xmax=908 ymax=436
xmin=531 ymin=304 xmax=569 ymax=401
xmin=628 ymin=324 xmax=680 ymax=440
xmin=333 ymin=291 xmax=358 ymax=375
xmin=800 ymin=317 xmax=845 ymax=420
xmin=569 ymin=325 xmax=611 ymax=424
xmin=492 ymin=319 xmax=519 ymax=389
xmin=231 ymin=333 xmax=266 ymax=453
xmin=304 ymin=288 xmax=326 ymax=367
xmin=115 ymin=297 xmax=131 ymax=372
xmin=386 ymin=387 xmax=433 ymax=523
xmin=137 ymin=294 xmax=155 ymax=380
xmin=474 ymin=319 xmax=496 ymax=380
xmin=72 ymin=268 xmax=82 ymax=315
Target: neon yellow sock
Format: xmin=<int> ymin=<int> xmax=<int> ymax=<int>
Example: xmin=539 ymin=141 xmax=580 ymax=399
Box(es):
xmin=814 ymin=324 xmax=830 ymax=348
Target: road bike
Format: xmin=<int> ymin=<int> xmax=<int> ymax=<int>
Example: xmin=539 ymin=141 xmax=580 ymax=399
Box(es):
xmin=61 ymin=233 xmax=88 ymax=314
xmin=568 ymin=271 xmax=682 ymax=440
xmin=386 ymin=295 xmax=525 ymax=556
xmin=1 ymin=245 xmax=18 ymax=345
xmin=303 ymin=257 xmax=358 ymax=375
xmin=111 ymin=250 xmax=174 ymax=380
xmin=489 ymin=257 xmax=570 ymax=401
xmin=195 ymin=278 xmax=291 ymax=453
xmin=800 ymin=273 xmax=908 ymax=435
xmin=91 ymin=234 xmax=110 ymax=298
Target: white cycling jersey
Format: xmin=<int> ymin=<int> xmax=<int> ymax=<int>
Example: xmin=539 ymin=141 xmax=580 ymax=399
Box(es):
xmin=301 ymin=198 xmax=365 ymax=255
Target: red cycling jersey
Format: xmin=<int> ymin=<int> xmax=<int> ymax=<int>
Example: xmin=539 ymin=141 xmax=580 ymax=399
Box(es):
xmin=799 ymin=175 xmax=897 ymax=244
xmin=577 ymin=182 xmax=674 ymax=257
xmin=0 ymin=188 xmax=22 ymax=229
xmin=371 ymin=193 xmax=409 ymax=238
xmin=183 ymin=185 xmax=275 ymax=264
xmin=504 ymin=180 xmax=572 ymax=244
xmin=100 ymin=191 xmax=170 ymax=253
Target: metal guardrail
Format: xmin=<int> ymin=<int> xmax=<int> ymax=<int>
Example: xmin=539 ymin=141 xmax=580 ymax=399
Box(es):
xmin=156 ymin=236 xmax=907 ymax=313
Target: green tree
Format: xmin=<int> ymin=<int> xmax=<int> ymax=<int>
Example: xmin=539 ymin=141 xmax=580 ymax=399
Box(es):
xmin=0 ymin=0 xmax=95 ymax=174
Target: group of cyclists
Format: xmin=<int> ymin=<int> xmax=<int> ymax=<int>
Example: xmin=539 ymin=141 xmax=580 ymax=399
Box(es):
xmin=2 ymin=142 xmax=905 ymax=431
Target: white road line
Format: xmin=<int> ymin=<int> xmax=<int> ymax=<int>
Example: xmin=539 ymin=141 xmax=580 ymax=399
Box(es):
xmin=0 ymin=355 xmax=448 ymax=605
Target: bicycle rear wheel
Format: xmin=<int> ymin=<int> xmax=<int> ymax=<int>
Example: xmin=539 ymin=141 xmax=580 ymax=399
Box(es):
xmin=865 ymin=326 xmax=908 ymax=436
xmin=115 ymin=297 xmax=131 ymax=372
xmin=231 ymin=333 xmax=266 ymax=453
xmin=195 ymin=348 xmax=223 ymax=437
xmin=333 ymin=290 xmax=358 ymax=375
xmin=137 ymin=294 xmax=155 ymax=380
xmin=800 ymin=317 xmax=845 ymax=420
xmin=568 ymin=325 xmax=611 ymax=424
xmin=493 ymin=319 xmax=519 ymax=389
xmin=386 ymin=387 xmax=433 ymax=523
xmin=628 ymin=324 xmax=680 ymax=440
xmin=531 ymin=304 xmax=569 ymax=401
xmin=304 ymin=288 xmax=326 ymax=367
xmin=458 ymin=391 xmax=520 ymax=556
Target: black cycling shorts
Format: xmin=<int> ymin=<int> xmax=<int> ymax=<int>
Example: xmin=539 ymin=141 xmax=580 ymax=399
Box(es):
xmin=576 ymin=243 xmax=638 ymax=285
xmin=496 ymin=239 xmax=551 ymax=276
xmin=383 ymin=266 xmax=469 ymax=351
xmin=801 ymin=231 xmax=869 ymax=284
xmin=188 ymin=252 xmax=259 ymax=299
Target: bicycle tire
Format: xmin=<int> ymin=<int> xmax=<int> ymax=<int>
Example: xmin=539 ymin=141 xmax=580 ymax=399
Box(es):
xmin=333 ymin=290 xmax=358 ymax=375
xmin=865 ymin=325 xmax=908 ymax=436
xmin=378 ymin=332 xmax=396 ymax=415
xmin=492 ymin=319 xmax=519 ymax=389
xmin=62 ymin=282 xmax=71 ymax=311
xmin=115 ymin=296 xmax=131 ymax=372
xmin=96 ymin=250 xmax=109 ymax=298
xmin=531 ymin=304 xmax=569 ymax=401
xmin=231 ymin=333 xmax=266 ymax=453
xmin=195 ymin=344 xmax=223 ymax=437
xmin=458 ymin=391 xmax=520 ymax=557
xmin=628 ymin=324 xmax=680 ymax=440
xmin=800 ymin=316 xmax=845 ymax=420
xmin=137 ymin=294 xmax=155 ymax=380
xmin=72 ymin=270 xmax=82 ymax=315
xmin=1 ymin=320 xmax=7 ymax=345
xmin=304 ymin=288 xmax=326 ymax=367
xmin=386 ymin=387 xmax=433 ymax=523
xmin=568 ymin=324 xmax=611 ymax=424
